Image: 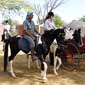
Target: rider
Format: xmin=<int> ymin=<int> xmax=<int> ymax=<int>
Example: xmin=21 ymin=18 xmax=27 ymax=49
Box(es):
xmin=43 ymin=11 xmax=57 ymax=65
xmin=44 ymin=11 xmax=57 ymax=31
xmin=23 ymin=12 xmax=39 ymax=60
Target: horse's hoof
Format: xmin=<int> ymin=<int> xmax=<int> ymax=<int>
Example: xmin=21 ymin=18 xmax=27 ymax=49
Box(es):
xmin=42 ymin=77 xmax=48 ymax=80
xmin=54 ymin=69 xmax=58 ymax=76
xmin=10 ymin=73 xmax=16 ymax=78
xmin=54 ymin=71 xmax=58 ymax=76
xmin=54 ymin=73 xmax=58 ymax=76
xmin=42 ymin=77 xmax=48 ymax=83
xmin=12 ymin=74 xmax=16 ymax=78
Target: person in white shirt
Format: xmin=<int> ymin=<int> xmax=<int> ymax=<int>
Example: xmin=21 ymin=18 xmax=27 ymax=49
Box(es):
xmin=2 ymin=20 xmax=11 ymax=52
xmin=44 ymin=11 xmax=57 ymax=65
xmin=44 ymin=11 xmax=57 ymax=31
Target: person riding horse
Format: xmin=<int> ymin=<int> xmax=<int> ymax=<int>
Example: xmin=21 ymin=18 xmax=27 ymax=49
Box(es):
xmin=23 ymin=12 xmax=39 ymax=61
xmin=43 ymin=11 xmax=57 ymax=65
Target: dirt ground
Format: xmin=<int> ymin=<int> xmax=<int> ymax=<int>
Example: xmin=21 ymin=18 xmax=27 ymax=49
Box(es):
xmin=0 ymin=43 xmax=85 ymax=85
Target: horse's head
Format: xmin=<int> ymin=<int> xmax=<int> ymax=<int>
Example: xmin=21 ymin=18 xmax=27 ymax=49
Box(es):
xmin=54 ymin=29 xmax=65 ymax=44
xmin=73 ymin=29 xmax=82 ymax=46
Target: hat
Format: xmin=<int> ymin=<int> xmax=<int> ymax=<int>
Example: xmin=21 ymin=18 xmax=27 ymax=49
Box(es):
xmin=27 ymin=12 xmax=33 ymax=17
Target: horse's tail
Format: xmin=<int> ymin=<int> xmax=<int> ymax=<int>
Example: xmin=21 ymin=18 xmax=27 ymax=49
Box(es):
xmin=4 ymin=39 xmax=10 ymax=72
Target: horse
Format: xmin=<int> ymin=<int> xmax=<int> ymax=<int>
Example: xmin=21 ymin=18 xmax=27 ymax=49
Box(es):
xmin=3 ymin=25 xmax=48 ymax=80
xmin=3 ymin=25 xmax=65 ymax=80
xmin=41 ymin=29 xmax=65 ymax=75
xmin=41 ymin=27 xmax=82 ymax=73
xmin=27 ymin=28 xmax=66 ymax=75
xmin=54 ymin=28 xmax=82 ymax=71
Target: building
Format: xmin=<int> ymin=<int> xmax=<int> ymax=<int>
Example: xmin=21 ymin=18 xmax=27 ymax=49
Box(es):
xmin=68 ymin=20 xmax=85 ymax=37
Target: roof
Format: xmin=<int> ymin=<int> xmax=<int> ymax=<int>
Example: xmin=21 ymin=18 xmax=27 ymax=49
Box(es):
xmin=67 ymin=20 xmax=85 ymax=37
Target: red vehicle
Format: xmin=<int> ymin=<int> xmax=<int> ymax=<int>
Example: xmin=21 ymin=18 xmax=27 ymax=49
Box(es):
xmin=79 ymin=37 xmax=85 ymax=55
xmin=62 ymin=37 xmax=85 ymax=70
xmin=66 ymin=37 xmax=85 ymax=62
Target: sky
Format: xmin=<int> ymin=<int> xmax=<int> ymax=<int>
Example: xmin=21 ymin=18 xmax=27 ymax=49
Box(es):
xmin=27 ymin=0 xmax=85 ymax=23
xmin=55 ymin=0 xmax=85 ymax=23
xmin=0 ymin=0 xmax=85 ymax=24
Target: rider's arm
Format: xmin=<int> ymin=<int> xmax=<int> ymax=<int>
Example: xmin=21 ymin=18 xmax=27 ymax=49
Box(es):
xmin=25 ymin=29 xmax=33 ymax=36
xmin=25 ymin=29 xmax=36 ymax=40
xmin=32 ymin=21 xmax=40 ymax=35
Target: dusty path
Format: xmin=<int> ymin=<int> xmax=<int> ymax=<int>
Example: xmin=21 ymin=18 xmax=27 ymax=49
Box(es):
xmin=0 ymin=54 xmax=85 ymax=85
xmin=0 ymin=41 xmax=85 ymax=85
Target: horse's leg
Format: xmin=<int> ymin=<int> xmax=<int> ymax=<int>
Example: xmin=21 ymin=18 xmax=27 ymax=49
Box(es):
xmin=38 ymin=56 xmax=48 ymax=81
xmin=35 ymin=59 xmax=40 ymax=69
xmin=56 ymin=57 xmax=62 ymax=70
xmin=27 ymin=53 xmax=31 ymax=69
xmin=53 ymin=56 xmax=58 ymax=75
xmin=51 ymin=45 xmax=59 ymax=75
xmin=3 ymin=42 xmax=5 ymax=51
xmin=27 ymin=52 xmax=40 ymax=69
xmin=41 ymin=62 xmax=48 ymax=81
xmin=8 ymin=60 xmax=16 ymax=78
xmin=49 ymin=52 xmax=54 ymax=65
xmin=8 ymin=50 xmax=19 ymax=78
xmin=50 ymin=44 xmax=54 ymax=65
xmin=4 ymin=41 xmax=8 ymax=72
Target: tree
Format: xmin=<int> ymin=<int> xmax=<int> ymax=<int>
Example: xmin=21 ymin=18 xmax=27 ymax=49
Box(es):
xmin=54 ymin=15 xmax=64 ymax=27
xmin=79 ymin=16 xmax=85 ymax=22
xmin=7 ymin=18 xmax=17 ymax=36
xmin=0 ymin=0 xmax=30 ymax=10
xmin=0 ymin=0 xmax=32 ymax=20
xmin=0 ymin=0 xmax=21 ymax=10
xmin=32 ymin=0 xmax=66 ymax=24
xmin=0 ymin=0 xmax=33 ymax=36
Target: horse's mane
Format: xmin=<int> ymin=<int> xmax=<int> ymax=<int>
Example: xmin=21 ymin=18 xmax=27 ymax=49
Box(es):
xmin=54 ymin=29 xmax=65 ymax=44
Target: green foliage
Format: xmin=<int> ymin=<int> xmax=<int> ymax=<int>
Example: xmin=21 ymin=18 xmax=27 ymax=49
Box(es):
xmin=0 ymin=0 xmax=32 ymax=11
xmin=0 ymin=0 xmax=33 ymax=36
xmin=0 ymin=0 xmax=20 ymax=9
xmin=54 ymin=15 xmax=64 ymax=28
xmin=8 ymin=18 xmax=15 ymax=26
xmin=7 ymin=18 xmax=17 ymax=36
xmin=79 ymin=16 xmax=85 ymax=22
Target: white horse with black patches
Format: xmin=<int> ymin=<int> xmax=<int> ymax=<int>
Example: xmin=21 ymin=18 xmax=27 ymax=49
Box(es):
xmin=3 ymin=24 xmax=48 ymax=81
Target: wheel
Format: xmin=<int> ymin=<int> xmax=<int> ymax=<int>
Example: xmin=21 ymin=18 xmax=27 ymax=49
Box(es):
xmin=62 ymin=42 xmax=81 ymax=71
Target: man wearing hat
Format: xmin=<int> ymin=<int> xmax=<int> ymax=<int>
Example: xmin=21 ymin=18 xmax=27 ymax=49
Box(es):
xmin=23 ymin=12 xmax=38 ymax=60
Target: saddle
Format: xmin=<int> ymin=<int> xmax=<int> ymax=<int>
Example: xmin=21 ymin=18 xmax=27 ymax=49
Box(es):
xmin=18 ymin=37 xmax=31 ymax=53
